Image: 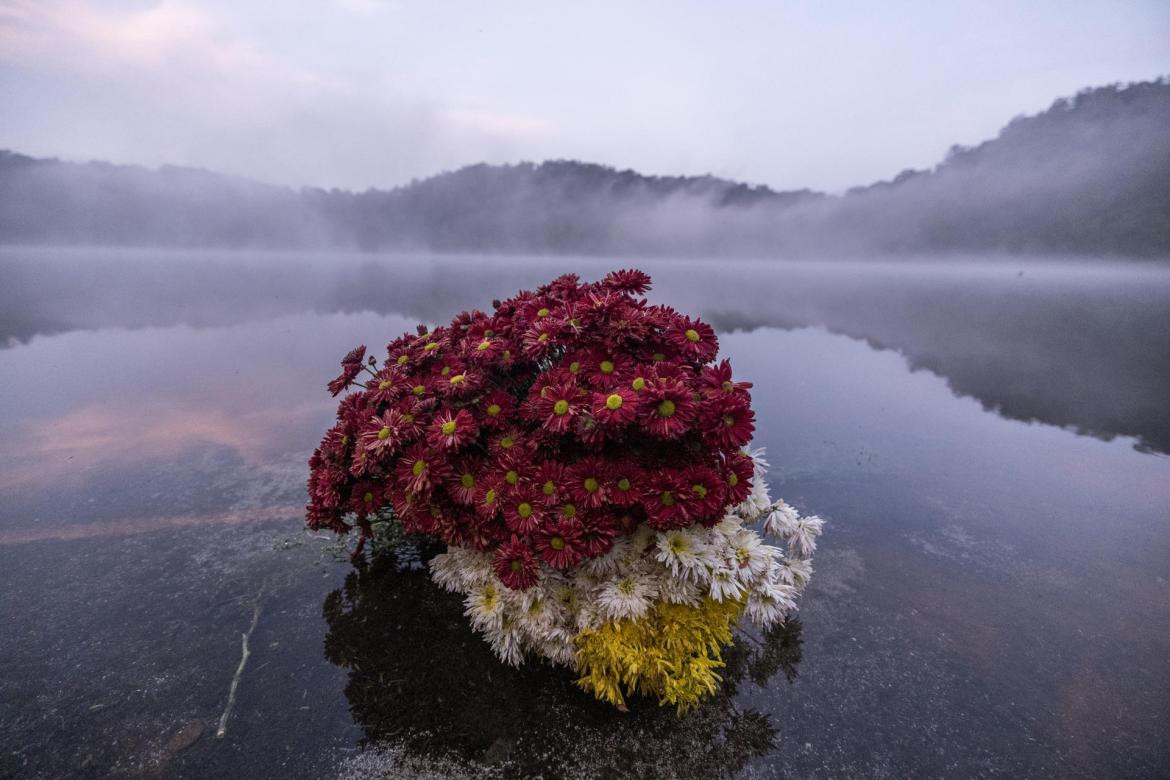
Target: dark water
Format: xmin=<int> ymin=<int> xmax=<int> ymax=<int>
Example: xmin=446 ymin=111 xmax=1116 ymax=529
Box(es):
xmin=1 ymin=249 xmax=1168 ymax=778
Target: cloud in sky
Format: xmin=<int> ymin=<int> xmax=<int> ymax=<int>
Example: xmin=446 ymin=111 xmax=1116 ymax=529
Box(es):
xmin=0 ymin=0 xmax=1168 ymax=192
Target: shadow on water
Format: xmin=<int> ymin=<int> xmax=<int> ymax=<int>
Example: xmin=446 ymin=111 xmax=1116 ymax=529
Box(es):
xmin=322 ymin=545 xmax=803 ymax=778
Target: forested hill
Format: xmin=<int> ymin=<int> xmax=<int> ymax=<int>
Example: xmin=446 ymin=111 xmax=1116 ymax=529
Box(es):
xmin=1 ymin=79 xmax=1167 ymax=257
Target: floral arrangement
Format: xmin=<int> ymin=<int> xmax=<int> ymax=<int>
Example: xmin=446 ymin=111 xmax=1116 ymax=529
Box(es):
xmin=306 ymin=269 xmax=823 ymax=712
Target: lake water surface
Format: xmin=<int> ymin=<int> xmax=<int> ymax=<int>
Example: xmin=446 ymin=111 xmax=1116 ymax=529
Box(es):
xmin=1 ymin=249 xmax=1168 ymax=777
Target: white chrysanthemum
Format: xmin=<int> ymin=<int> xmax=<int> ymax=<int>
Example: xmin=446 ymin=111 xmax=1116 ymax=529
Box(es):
xmin=788 ymin=515 xmax=825 ymax=559
xmin=656 ymin=572 xmax=704 ymax=606
xmin=484 ymin=618 xmax=525 ymax=667
xmin=538 ymin=635 xmax=578 ymax=667
xmin=776 ymin=557 xmax=813 ymax=590
xmin=597 ymin=572 xmax=655 ymax=621
xmin=579 ymin=544 xmax=622 ymax=577
xmin=745 ymin=579 xmax=799 ymax=627
xmin=464 ymin=579 xmax=505 ymax=632
xmin=713 ymin=513 xmax=744 ymax=539
xmin=655 ymin=528 xmax=714 ymax=581
xmin=708 ymin=565 xmax=747 ymax=602
xmin=763 ymin=500 xmax=800 ymax=539
xmin=729 ymin=529 xmax=778 ymax=582
xmin=427 ymin=552 xmax=466 ymax=593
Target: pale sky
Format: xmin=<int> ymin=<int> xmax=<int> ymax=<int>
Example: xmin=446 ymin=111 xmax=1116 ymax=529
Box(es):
xmin=1 ymin=0 xmax=1168 ymax=193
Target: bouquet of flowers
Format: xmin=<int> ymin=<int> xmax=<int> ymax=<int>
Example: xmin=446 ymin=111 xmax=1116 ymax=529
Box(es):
xmin=307 ymin=269 xmax=823 ymax=712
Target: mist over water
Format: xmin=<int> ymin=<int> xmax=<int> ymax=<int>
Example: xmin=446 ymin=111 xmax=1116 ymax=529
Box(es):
xmin=4 ymin=248 xmax=1168 ymax=453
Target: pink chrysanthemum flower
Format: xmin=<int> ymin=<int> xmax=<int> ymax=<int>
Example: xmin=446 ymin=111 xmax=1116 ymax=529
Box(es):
xmin=701 ymin=394 xmax=756 ymax=450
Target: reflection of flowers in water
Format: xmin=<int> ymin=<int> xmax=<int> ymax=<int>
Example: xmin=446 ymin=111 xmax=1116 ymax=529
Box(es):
xmin=322 ymin=545 xmax=803 ymax=778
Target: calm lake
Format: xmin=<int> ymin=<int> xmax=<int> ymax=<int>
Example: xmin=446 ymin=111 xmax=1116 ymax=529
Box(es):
xmin=1 ymin=248 xmax=1168 ymax=778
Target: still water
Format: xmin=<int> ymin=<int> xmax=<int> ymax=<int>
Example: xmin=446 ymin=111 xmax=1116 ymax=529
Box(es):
xmin=1 ymin=249 xmax=1168 ymax=777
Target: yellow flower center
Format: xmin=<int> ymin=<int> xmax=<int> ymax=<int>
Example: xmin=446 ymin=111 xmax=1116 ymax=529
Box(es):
xmin=506 ymin=470 xmax=519 ymax=485
xmin=500 ymin=436 xmax=514 ymax=448
xmin=542 ymin=480 xmax=556 ymax=496
xmin=691 ymin=484 xmax=707 ymax=498
xmin=461 ymin=473 xmax=475 ymax=488
xmin=477 ymin=340 xmax=492 ymax=351
xmin=722 ymin=380 xmax=734 ymax=392
xmin=657 ymin=399 xmax=676 ymax=417
xmin=550 ymin=536 xmax=565 ymax=551
xmin=412 ymin=385 xmax=425 ymax=395
xmin=584 ymin=477 xmax=599 ymax=493
xmin=517 ymin=502 xmax=532 ymax=519
xmin=450 ymin=374 xmax=465 ymax=384
xmin=441 ymin=420 xmax=457 ymax=435
xmin=538 ymin=332 xmax=549 ymax=343
xmin=652 ymin=352 xmax=666 ymax=361
xmin=487 ymin=403 xmax=501 ymax=416
xmin=723 ymin=414 xmax=735 ymax=427
xmin=617 ymin=578 xmax=637 ymax=596
xmin=440 ymin=366 xmax=451 ymax=376
xmin=377 ymin=427 xmax=391 ymax=440
xmin=537 ymin=307 xmax=550 ymax=318
xmin=631 ymin=377 xmax=646 ymax=391
xmin=363 ymin=491 xmax=374 ymax=503
xmin=561 ymin=504 xmax=577 ymax=518
xmin=553 ymin=399 xmax=569 ymax=416
xmin=378 ymin=380 xmax=393 ymax=390
xmin=660 ymin=490 xmax=675 ymax=507
xmin=569 ymin=361 xmax=581 ymax=374
xmin=617 ymin=477 xmax=631 ymax=492
xmin=728 ymin=472 xmax=739 ymax=487
xmin=402 ymin=413 xmax=414 ymax=423
xmin=685 ymin=328 xmax=700 ymax=343
xmin=396 ymin=354 xmax=409 ymax=365
xmin=412 ymin=460 xmax=425 ymax=476
xmin=424 ymin=342 xmax=439 ymax=352
xmin=605 ymin=393 xmax=623 ymax=411
xmin=599 ymin=360 xmax=615 ymax=374
xmin=485 ymin=488 xmax=497 ymax=505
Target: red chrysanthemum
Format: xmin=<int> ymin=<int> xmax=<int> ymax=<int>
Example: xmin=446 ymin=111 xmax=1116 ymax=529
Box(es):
xmin=493 ymin=536 xmax=540 ymax=590
xmin=428 ymin=408 xmax=478 ymax=450
xmin=590 ymin=387 xmax=637 ymax=427
xmin=722 ymin=451 xmax=755 ymax=506
xmin=701 ymin=394 xmax=756 ymax=450
xmin=639 ymin=381 xmax=697 ymax=438
xmin=502 ymin=486 xmax=546 ymax=534
xmin=306 ymin=268 xmax=764 ymax=588
xmin=536 ymin=518 xmax=585 ymax=569
xmin=602 ymin=268 xmax=652 ymax=295
xmin=529 ymin=380 xmax=585 ymax=434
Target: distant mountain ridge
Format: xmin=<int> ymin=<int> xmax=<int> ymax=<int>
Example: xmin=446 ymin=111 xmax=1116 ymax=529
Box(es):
xmin=2 ymin=78 xmax=1168 ymax=257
